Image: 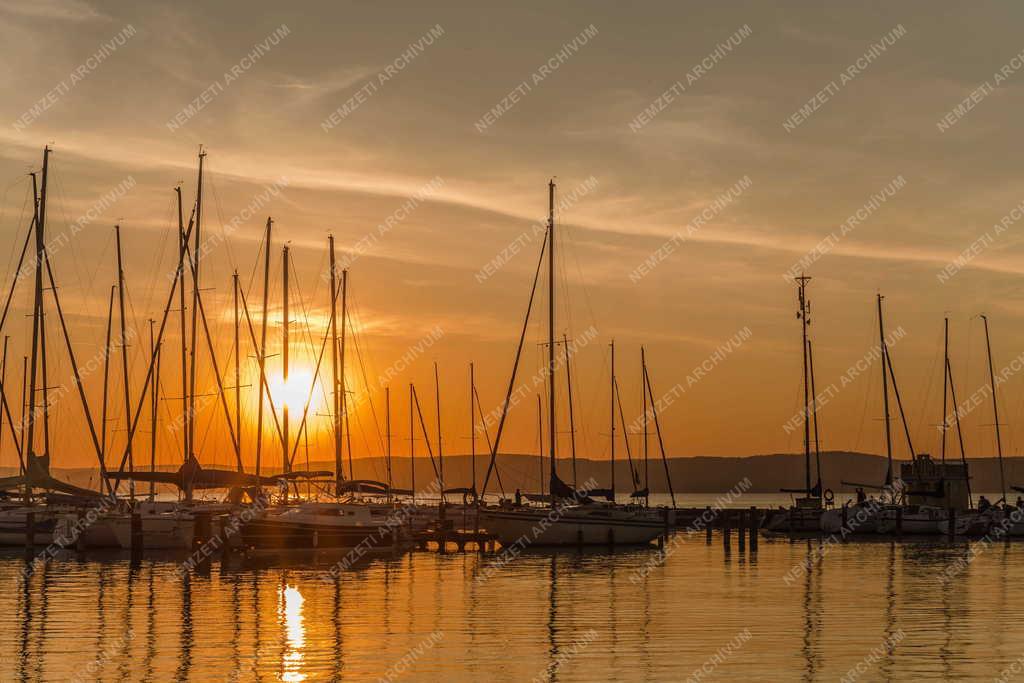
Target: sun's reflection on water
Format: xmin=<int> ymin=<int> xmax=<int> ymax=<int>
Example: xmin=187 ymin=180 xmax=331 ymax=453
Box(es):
xmin=280 ymin=583 xmax=306 ymax=682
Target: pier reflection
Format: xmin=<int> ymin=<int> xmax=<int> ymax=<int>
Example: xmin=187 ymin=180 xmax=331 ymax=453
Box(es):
xmin=2 ymin=536 xmax=1024 ymax=681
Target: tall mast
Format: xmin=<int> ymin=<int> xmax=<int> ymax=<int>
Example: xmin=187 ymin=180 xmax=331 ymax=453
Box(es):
xmin=149 ymin=319 xmax=159 ymax=499
xmin=329 ymin=235 xmax=342 ymax=493
xmin=563 ymin=334 xmax=578 ymax=490
xmin=941 ymin=318 xmax=949 ymax=464
xmin=547 ymin=179 xmax=557 ymax=493
xmin=282 ymin=244 xmax=290 ymax=477
xmin=340 ymin=267 xmax=349 ymax=479
xmin=808 ymin=340 xmax=822 ymax=494
xmin=115 ymin=225 xmax=135 ymax=501
xmin=469 ymin=362 xmax=476 ymax=495
xmin=39 ymin=261 xmax=51 ymax=464
xmin=609 ymin=339 xmax=616 ymax=501
xmin=0 ymin=337 xmax=7 ymax=477
xmin=187 ymin=150 xmax=205 ymax=463
xmin=643 ymin=356 xmax=676 ymax=508
xmin=25 ymin=149 xmax=48 ymax=491
xmin=255 ymin=217 xmax=272 ymax=476
xmin=877 ymin=294 xmax=893 ymax=488
xmin=947 ymin=354 xmax=971 ymax=507
xmin=18 ymin=356 xmax=26 ymax=466
xmin=409 ymin=383 xmax=415 ymax=506
xmin=537 ymin=393 xmax=543 ymax=496
xmin=981 ymin=315 xmax=1006 ymax=502
xmin=797 ymin=275 xmax=812 ymax=494
xmin=434 ymin=362 xmax=444 ymax=501
xmin=642 ymin=345 xmax=649 ymax=498
xmin=385 ymin=385 xmax=392 ymax=499
xmin=175 ymin=187 xmax=189 ymax=463
xmin=233 ymin=272 xmax=241 ymax=466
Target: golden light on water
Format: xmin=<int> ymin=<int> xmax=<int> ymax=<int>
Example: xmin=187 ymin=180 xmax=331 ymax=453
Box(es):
xmin=280 ymin=584 xmax=306 ymax=682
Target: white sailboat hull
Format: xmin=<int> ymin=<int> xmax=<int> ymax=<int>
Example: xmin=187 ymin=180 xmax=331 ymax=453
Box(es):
xmin=109 ymin=512 xmax=224 ymax=550
xmin=875 ymin=506 xmax=946 ymax=535
xmin=480 ymin=507 xmax=665 ymax=546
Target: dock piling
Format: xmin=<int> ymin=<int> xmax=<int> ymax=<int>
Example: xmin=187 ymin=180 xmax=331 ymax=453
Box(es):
xmin=723 ymin=510 xmax=731 ymax=552
xmin=948 ymin=508 xmax=956 ymax=540
xmin=749 ymin=506 xmax=759 ymax=551
xmin=705 ymin=506 xmax=713 ymax=545
xmin=737 ymin=510 xmax=746 ymax=552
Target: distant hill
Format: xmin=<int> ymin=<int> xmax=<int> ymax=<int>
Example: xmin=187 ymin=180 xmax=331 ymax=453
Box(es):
xmin=12 ymin=451 xmax=1024 ymax=494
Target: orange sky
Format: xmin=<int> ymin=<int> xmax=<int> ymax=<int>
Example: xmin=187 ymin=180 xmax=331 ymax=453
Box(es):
xmin=2 ymin=1 xmax=1024 ymax=473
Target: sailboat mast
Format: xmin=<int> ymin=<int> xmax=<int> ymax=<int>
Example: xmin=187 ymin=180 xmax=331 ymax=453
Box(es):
xmin=232 ymin=273 xmax=241 ymax=467
xmin=150 ymin=319 xmax=159 ymax=499
xmin=547 ymin=179 xmax=557 ymax=492
xmin=981 ymin=315 xmax=1006 ymax=502
xmin=340 ymin=267 xmax=349 ymax=479
xmin=537 ymin=393 xmax=543 ymax=496
xmin=385 ymin=385 xmax=392 ymax=499
xmin=434 ymin=362 xmax=444 ymax=501
xmin=25 ymin=150 xmax=48 ymax=493
xmin=282 ymin=244 xmax=290 ymax=477
xmin=947 ymin=355 xmax=971 ymax=507
xmin=0 ymin=337 xmax=7 ymax=477
xmin=941 ymin=318 xmax=949 ymax=464
xmin=877 ymin=293 xmax=893 ymax=488
xmin=175 ymin=187 xmax=189 ymax=464
xmin=469 ymin=362 xmax=476 ymax=495
xmin=188 ymin=150 xmax=205 ymax=462
xmin=410 ymin=383 xmax=416 ymax=506
xmin=563 ymin=334 xmax=577 ymax=490
xmin=115 ymin=225 xmax=135 ymax=501
xmin=642 ymin=345 xmax=649 ymax=498
xmin=19 ymin=356 xmax=26 ymax=467
xmin=609 ymin=339 xmax=616 ymax=501
xmin=329 ymin=235 xmax=342 ymax=493
xmin=808 ymin=340 xmax=822 ymax=494
xmin=797 ymin=275 xmax=812 ymax=494
xmin=255 ymin=217 xmax=272 ymax=476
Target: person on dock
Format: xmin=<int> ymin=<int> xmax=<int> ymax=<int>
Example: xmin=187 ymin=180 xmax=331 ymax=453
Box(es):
xmin=856 ymin=487 xmax=866 ymax=504
xmin=515 ymin=488 xmax=522 ymax=507
xmin=978 ymin=495 xmax=991 ymax=513
xmin=1016 ymin=496 xmax=1024 ymax=511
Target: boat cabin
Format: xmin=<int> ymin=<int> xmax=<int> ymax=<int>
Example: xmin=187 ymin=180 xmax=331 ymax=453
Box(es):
xmin=900 ymin=453 xmax=970 ymax=509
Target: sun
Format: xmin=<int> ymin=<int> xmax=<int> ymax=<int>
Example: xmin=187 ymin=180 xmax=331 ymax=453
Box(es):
xmin=268 ymin=368 xmax=319 ymax=411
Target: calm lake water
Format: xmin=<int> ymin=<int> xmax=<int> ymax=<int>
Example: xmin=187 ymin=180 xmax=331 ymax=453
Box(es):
xmin=2 ymin=506 xmax=1023 ymax=681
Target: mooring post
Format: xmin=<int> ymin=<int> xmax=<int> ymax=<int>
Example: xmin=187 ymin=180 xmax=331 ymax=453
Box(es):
xmin=607 ymin=527 xmax=615 ymax=550
xmin=749 ymin=506 xmax=759 ymax=551
xmin=705 ymin=506 xmax=713 ymax=545
xmin=25 ymin=511 xmax=35 ymax=549
xmin=723 ymin=510 xmax=731 ymax=552
xmin=948 ymin=508 xmax=956 ymax=540
xmin=737 ymin=509 xmax=746 ymax=552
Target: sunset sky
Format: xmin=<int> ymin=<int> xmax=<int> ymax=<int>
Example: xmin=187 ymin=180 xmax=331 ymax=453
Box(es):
xmin=3 ymin=0 xmax=1024 ymax=478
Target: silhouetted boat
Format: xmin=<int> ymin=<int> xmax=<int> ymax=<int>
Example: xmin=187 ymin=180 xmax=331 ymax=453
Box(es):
xmin=478 ymin=181 xmax=667 ymax=547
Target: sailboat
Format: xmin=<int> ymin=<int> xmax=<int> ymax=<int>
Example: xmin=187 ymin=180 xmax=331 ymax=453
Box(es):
xmin=479 ymin=180 xmax=667 ymax=547
xmin=875 ymin=318 xmax=971 ymax=535
xmin=0 ymin=147 xmax=116 ymax=546
xmin=939 ymin=315 xmax=1011 ymax=536
xmin=765 ymin=275 xmax=826 ymax=532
